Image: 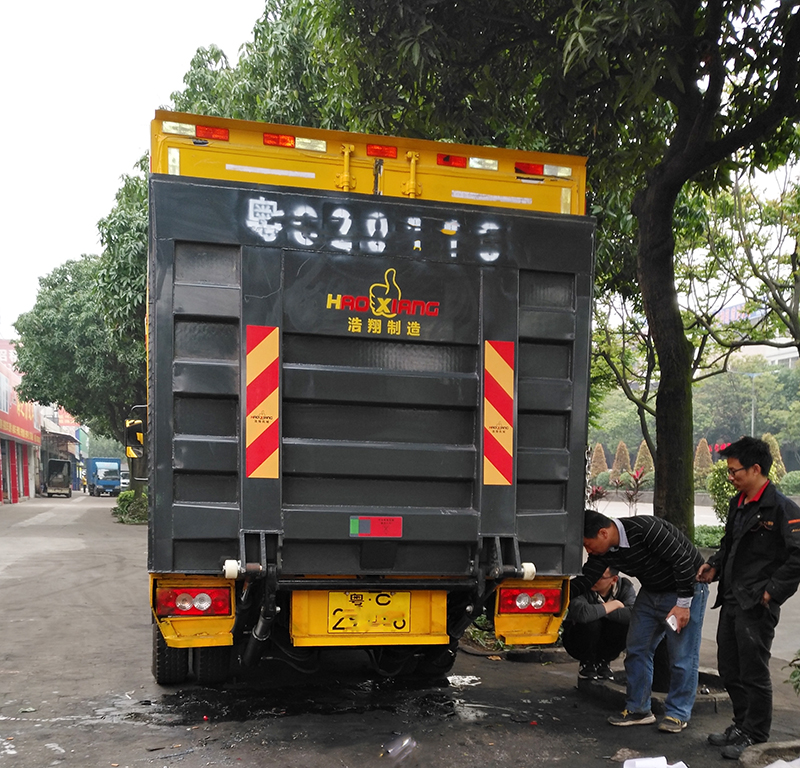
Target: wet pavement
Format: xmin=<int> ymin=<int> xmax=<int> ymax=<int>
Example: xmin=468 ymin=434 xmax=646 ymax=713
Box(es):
xmin=1 ymin=494 xmax=798 ymax=767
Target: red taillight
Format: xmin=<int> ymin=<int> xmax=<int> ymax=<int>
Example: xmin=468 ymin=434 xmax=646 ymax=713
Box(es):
xmin=515 ymin=162 xmax=544 ymax=176
xmin=155 ymin=587 xmax=231 ymax=617
xmin=437 ymin=153 xmax=467 ymax=168
xmin=497 ymin=587 xmax=562 ymax=614
xmin=264 ymin=132 xmax=296 ymax=148
xmin=195 ymin=125 xmax=229 ymax=141
xmin=367 ymin=144 xmax=398 ymax=159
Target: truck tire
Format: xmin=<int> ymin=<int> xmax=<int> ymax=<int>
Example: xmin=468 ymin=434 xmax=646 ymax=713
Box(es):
xmin=413 ymin=638 xmax=459 ymax=678
xmin=374 ymin=647 xmax=419 ymax=677
xmin=193 ymin=646 xmax=232 ymax=685
xmin=152 ymin=624 xmax=189 ymax=685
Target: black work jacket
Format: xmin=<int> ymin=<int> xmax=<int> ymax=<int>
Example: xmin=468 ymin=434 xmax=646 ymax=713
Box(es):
xmin=707 ymin=482 xmax=800 ymax=611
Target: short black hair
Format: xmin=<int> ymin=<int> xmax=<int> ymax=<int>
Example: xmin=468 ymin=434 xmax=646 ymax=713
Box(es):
xmin=719 ymin=436 xmax=773 ymax=475
xmin=606 ymin=567 xmax=620 ymax=577
xmin=584 ymin=509 xmax=613 ymax=539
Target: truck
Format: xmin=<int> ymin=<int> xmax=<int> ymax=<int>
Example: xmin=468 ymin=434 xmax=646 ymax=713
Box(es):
xmin=144 ymin=110 xmax=595 ymax=685
xmin=45 ymin=458 xmax=72 ymax=498
xmin=85 ymin=457 xmax=121 ymax=497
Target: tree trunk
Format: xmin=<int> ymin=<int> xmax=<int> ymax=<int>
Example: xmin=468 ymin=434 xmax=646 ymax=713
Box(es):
xmin=634 ymin=179 xmax=695 ymax=538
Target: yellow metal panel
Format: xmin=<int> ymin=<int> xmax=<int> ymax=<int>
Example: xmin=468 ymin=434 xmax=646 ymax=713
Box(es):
xmin=493 ymin=577 xmax=570 ymax=646
xmin=151 ymin=110 xmax=587 ymax=216
xmin=157 ymin=616 xmax=235 ymax=648
xmin=290 ymin=590 xmax=448 ymax=647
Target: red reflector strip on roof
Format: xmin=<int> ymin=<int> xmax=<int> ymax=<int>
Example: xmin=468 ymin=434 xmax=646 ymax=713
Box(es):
xmin=437 ymin=153 xmax=467 ymax=168
xmin=196 ymin=125 xmax=229 ymax=141
xmin=264 ymin=133 xmax=296 ymax=148
xmin=515 ymin=162 xmax=544 ymax=176
xmin=367 ymin=144 xmax=398 ymax=159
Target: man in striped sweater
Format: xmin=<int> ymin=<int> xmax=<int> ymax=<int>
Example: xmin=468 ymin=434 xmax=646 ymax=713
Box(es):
xmin=574 ymin=509 xmax=708 ymax=734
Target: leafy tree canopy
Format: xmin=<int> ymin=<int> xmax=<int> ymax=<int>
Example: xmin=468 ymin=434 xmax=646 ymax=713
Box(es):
xmin=13 ymin=257 xmax=145 ymax=443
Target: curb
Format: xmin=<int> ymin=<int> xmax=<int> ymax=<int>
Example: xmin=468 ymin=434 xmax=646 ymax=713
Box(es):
xmin=740 ymin=740 xmax=800 ymax=768
xmin=576 ymin=666 xmax=731 ymax=716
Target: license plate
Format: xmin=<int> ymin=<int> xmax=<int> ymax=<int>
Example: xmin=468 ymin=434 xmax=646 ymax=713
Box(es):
xmin=327 ymin=591 xmax=411 ymax=634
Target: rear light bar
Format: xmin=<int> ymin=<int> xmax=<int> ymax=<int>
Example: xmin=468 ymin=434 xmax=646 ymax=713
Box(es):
xmin=264 ymin=133 xmax=327 ymax=152
xmin=367 ymin=144 xmax=398 ymax=159
xmin=155 ymin=586 xmax=232 ymax=617
xmin=497 ymin=586 xmax=563 ymax=614
xmin=162 ymin=121 xmax=229 ymax=141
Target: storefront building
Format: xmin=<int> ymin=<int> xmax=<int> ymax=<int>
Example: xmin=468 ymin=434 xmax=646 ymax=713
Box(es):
xmin=0 ymin=340 xmax=40 ymax=504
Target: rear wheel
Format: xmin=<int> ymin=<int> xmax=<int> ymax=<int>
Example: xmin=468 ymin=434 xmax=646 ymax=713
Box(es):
xmin=193 ymin=646 xmax=232 ymax=685
xmin=414 ymin=638 xmax=459 ymax=678
xmin=152 ymin=624 xmax=189 ymax=685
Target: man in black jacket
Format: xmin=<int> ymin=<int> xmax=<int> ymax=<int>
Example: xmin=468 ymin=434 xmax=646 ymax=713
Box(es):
xmin=576 ymin=509 xmax=707 ymax=734
xmin=698 ymin=437 xmax=800 ymax=760
xmin=562 ymin=566 xmax=636 ymax=681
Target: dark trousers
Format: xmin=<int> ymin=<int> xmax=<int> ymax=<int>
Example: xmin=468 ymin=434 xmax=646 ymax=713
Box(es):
xmin=562 ymin=617 xmax=628 ymax=664
xmin=716 ymin=601 xmax=779 ymax=743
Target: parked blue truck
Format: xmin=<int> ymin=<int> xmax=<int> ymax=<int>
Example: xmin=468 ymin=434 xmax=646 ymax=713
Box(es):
xmin=85 ymin=457 xmax=122 ymax=497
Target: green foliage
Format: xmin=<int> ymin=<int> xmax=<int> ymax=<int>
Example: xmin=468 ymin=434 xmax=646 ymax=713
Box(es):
xmin=589 ymin=443 xmax=608 ymax=480
xmin=633 ymin=440 xmax=654 ymax=475
xmin=693 ymin=525 xmax=724 ymax=550
xmin=707 ymin=460 xmax=736 ymax=524
xmin=762 ymin=433 xmax=787 ymax=481
xmin=610 ymin=441 xmax=632 ymax=481
xmin=88 ymin=434 xmax=125 ymax=460
xmin=112 ymin=490 xmax=148 ymax=525
xmin=786 ymin=652 xmax=800 ymax=697
xmin=594 ymin=470 xmax=611 ymax=488
xmin=694 ymin=438 xmax=714 ymax=489
xmin=13 ymin=258 xmax=145 ymax=442
xmin=95 ymin=156 xmax=149 ymax=347
xmin=779 ymin=471 xmax=800 ymax=497
xmin=464 ymin=613 xmax=505 ymax=652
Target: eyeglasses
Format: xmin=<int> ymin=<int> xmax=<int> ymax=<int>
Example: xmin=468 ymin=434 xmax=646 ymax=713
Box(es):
xmin=727 ymin=466 xmax=748 ymax=478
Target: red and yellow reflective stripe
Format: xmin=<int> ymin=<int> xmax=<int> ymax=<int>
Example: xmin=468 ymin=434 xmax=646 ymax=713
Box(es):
xmin=246 ymin=325 xmax=279 ymax=478
xmin=483 ymin=340 xmax=515 ymax=485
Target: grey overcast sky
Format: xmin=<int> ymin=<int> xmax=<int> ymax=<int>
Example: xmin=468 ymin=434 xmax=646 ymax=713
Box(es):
xmin=0 ymin=1 xmax=266 ymax=338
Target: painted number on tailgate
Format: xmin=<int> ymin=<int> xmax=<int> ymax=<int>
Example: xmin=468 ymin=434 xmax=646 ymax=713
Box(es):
xmin=328 ymin=592 xmax=411 ymax=633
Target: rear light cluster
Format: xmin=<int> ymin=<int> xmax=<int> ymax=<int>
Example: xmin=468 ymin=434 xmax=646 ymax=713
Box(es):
xmin=163 ymin=121 xmax=229 ymax=142
xmin=497 ymin=587 xmax=563 ymax=614
xmin=263 ymin=133 xmax=326 ymax=152
xmin=155 ymin=587 xmax=231 ymax=617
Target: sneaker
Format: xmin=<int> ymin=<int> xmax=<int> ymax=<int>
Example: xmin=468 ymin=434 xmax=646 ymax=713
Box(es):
xmin=579 ymin=662 xmax=599 ymax=680
xmin=594 ymin=662 xmax=615 ymax=680
xmin=721 ymin=732 xmax=755 ymax=760
xmin=658 ymin=716 xmax=688 ymax=733
xmin=708 ymin=724 xmax=743 ymax=746
xmin=608 ymin=709 xmax=656 ymax=726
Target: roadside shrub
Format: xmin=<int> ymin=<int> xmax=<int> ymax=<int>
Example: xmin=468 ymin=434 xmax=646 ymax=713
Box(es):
xmin=694 ymin=438 xmax=714 ymax=488
xmin=589 ymin=443 xmax=608 ymax=480
xmin=112 ymin=490 xmax=148 ymax=524
xmin=785 ymin=652 xmax=800 ymax=697
xmin=610 ymin=441 xmax=632 ymax=481
xmin=694 ymin=525 xmax=724 ymax=549
xmin=762 ymin=433 xmax=787 ymax=481
xmin=595 ymin=470 xmax=611 ymax=488
xmin=633 ymin=440 xmax=654 ymax=476
xmin=706 ymin=460 xmax=735 ymax=523
xmin=780 ymin=471 xmax=800 ymax=496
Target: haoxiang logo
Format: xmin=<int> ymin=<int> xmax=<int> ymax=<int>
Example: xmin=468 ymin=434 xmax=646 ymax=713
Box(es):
xmin=326 ymin=268 xmax=440 ymax=317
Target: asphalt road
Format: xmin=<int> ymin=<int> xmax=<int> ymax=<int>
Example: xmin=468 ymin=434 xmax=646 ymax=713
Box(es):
xmin=1 ymin=495 xmax=798 ymax=768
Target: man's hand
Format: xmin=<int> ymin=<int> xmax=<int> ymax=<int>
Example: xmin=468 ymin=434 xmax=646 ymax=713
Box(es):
xmin=760 ymin=591 xmax=772 ymax=607
xmin=696 ymin=563 xmax=716 ymax=584
xmin=666 ymin=606 xmax=691 ymax=633
xmin=603 ymin=599 xmax=624 ymax=614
